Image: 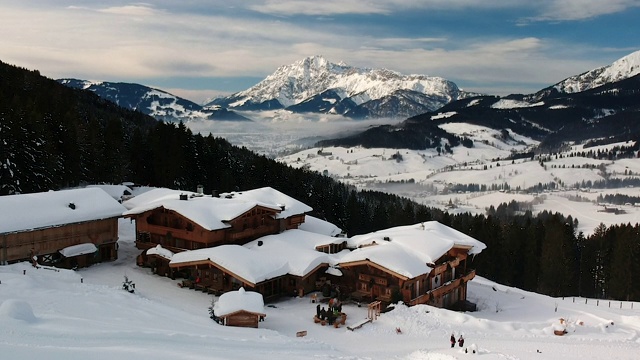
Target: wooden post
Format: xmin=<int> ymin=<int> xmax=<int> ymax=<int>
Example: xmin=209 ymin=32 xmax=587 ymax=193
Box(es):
xmin=368 ymin=301 xmax=381 ymax=321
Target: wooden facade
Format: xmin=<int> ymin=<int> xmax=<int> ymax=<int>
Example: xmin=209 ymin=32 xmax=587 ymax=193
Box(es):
xmin=169 ymin=259 xmax=328 ymax=301
xmin=339 ymin=245 xmax=476 ymax=309
xmin=1 ymin=218 xmax=119 ymax=268
xmin=129 ymin=204 xmax=303 ymax=252
xmin=129 ymin=196 xmax=314 ymax=302
xmin=219 ymin=310 xmax=265 ymax=328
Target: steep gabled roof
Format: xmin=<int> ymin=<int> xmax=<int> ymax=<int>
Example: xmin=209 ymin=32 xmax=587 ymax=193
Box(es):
xmin=123 ymin=193 xmax=281 ymax=231
xmin=339 ymin=222 xmax=486 ymax=279
xmin=244 ymin=229 xmax=339 ymax=278
xmin=214 ymin=287 xmax=265 ymax=317
xmin=169 ymin=245 xmax=289 ymax=286
xmin=0 ymin=188 xmax=126 ymax=234
xmin=219 ymin=187 xmax=312 ymax=219
xmin=299 ymin=215 xmax=343 ymax=236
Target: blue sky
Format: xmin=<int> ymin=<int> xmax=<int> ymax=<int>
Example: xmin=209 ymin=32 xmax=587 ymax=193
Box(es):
xmin=1 ymin=0 xmax=639 ymax=103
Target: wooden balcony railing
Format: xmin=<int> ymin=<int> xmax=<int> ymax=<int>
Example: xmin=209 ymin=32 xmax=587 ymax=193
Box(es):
xmin=408 ymin=269 xmax=477 ymax=306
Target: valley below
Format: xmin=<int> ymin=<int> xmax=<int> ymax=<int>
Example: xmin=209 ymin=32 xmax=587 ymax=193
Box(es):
xmin=192 ymin=116 xmax=640 ymax=236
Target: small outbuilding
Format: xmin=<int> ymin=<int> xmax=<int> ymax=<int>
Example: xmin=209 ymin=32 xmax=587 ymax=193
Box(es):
xmin=213 ymin=287 xmax=266 ymax=328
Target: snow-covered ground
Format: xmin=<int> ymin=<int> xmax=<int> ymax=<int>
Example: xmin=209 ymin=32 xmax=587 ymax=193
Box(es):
xmin=273 ymin=128 xmax=640 ymax=235
xmin=2 ymin=219 xmax=640 ymax=359
xmin=185 ymin=115 xmax=640 ymax=236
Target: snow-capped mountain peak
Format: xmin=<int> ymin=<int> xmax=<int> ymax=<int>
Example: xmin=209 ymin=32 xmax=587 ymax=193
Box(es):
xmin=208 ymin=56 xmax=476 ymax=118
xmin=554 ymin=49 xmax=640 ymax=93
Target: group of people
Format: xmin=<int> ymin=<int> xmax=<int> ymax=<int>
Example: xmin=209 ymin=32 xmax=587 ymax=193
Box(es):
xmin=450 ymin=333 xmax=464 ymax=348
xmin=315 ymin=298 xmax=343 ymax=326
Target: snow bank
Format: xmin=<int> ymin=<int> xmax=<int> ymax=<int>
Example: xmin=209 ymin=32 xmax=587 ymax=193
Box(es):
xmin=0 ymin=299 xmax=37 ymax=323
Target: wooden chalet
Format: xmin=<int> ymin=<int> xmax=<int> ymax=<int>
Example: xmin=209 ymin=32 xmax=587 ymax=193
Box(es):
xmin=168 ymin=245 xmax=289 ymax=299
xmin=123 ymin=187 xmax=312 ymax=254
xmin=0 ymin=188 xmax=126 ymax=268
xmin=212 ymin=287 xmax=266 ymax=328
xmin=337 ymin=222 xmax=485 ymax=310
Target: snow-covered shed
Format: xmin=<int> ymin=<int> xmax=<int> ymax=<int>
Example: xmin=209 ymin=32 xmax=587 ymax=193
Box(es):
xmin=213 ymin=287 xmax=266 ymax=328
xmin=0 ymin=188 xmax=126 ymax=267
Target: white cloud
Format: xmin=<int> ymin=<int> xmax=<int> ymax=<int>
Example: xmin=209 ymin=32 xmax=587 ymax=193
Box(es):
xmin=0 ymin=1 xmax=633 ymax=97
xmin=247 ymin=0 xmax=522 ymax=16
xmin=96 ymin=4 xmax=161 ymax=17
xmin=526 ymin=0 xmax=640 ymax=22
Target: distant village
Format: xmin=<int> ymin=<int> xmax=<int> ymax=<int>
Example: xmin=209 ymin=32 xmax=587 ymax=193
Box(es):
xmin=0 ymin=184 xmax=485 ymax=328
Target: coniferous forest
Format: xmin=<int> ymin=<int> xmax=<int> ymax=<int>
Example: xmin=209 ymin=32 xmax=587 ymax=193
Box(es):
xmin=1 ymin=60 xmax=639 ymax=301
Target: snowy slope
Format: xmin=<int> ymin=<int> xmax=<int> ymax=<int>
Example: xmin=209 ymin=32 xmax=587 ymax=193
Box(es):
xmin=2 ymin=218 xmax=640 ymax=359
xmin=553 ymin=50 xmax=640 ymax=93
xmin=58 ymin=79 xmax=250 ymax=122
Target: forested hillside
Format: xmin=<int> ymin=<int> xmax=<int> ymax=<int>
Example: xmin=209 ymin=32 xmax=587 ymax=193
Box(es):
xmin=1 ymin=60 xmax=638 ymax=301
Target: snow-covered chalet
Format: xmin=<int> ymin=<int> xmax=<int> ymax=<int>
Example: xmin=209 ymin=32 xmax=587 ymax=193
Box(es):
xmin=0 ymin=188 xmax=126 ymax=268
xmin=123 ymin=186 xmax=486 ymax=310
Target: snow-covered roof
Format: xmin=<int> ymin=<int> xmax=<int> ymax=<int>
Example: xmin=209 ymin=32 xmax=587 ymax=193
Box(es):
xmin=169 ymin=245 xmax=289 ymax=286
xmin=121 ymin=188 xmax=197 ymax=210
xmin=218 ymin=187 xmax=312 ymax=219
xmin=146 ymin=245 xmax=174 ymax=260
xmin=340 ymin=222 xmax=486 ymax=279
xmin=87 ymin=184 xmax=132 ymax=201
xmin=339 ymin=240 xmax=431 ymax=279
xmin=298 ymin=215 xmax=343 ymax=236
xmin=59 ymin=243 xmax=98 ymax=258
xmin=0 ymin=188 xmax=126 ymax=234
xmin=213 ymin=287 xmax=265 ymax=317
xmin=123 ymin=194 xmax=281 ymax=231
xmin=243 ymin=229 xmax=337 ymax=277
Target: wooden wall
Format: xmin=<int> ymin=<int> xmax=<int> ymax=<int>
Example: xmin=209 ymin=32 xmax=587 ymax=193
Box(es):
xmin=1 ymin=218 xmax=119 ymax=264
xmin=132 ymin=205 xmax=290 ymax=251
xmin=223 ymin=311 xmax=262 ymax=328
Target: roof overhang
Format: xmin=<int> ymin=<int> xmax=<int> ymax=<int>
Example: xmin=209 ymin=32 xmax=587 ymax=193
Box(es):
xmin=338 ymin=259 xmax=415 ymax=281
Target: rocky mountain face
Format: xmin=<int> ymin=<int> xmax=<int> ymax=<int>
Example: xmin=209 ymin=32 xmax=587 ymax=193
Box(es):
xmin=318 ymin=50 xmax=640 ymax=152
xmin=529 ymin=50 xmax=640 ymax=101
xmin=57 ymin=79 xmax=250 ymax=122
xmin=207 ymin=56 xmax=477 ymax=119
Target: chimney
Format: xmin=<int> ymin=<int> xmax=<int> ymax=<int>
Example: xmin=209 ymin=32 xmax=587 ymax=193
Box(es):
xmin=196 ymin=184 xmax=204 ymax=195
xmin=179 ymin=194 xmax=188 ymax=201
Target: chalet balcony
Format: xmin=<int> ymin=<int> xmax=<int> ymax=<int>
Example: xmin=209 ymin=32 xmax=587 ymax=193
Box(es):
xmin=143 ymin=224 xmax=200 ymax=242
xmin=227 ymin=225 xmax=278 ymax=241
xmin=408 ymin=269 xmax=476 ymax=306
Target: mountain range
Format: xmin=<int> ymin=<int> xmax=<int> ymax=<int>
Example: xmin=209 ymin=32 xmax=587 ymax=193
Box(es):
xmin=58 ymin=56 xmax=478 ymax=122
xmin=55 ymin=50 xmax=640 ymax=154
xmin=318 ymin=50 xmax=640 ymax=153
xmin=57 ymin=79 xmax=250 ymax=122
xmin=207 ymin=55 xmax=478 ymax=119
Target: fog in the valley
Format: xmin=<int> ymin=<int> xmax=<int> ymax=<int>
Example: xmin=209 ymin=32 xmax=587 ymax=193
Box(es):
xmin=185 ymin=111 xmax=401 ymax=158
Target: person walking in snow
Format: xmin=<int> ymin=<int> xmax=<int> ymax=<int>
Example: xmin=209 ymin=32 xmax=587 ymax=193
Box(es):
xmin=458 ymin=335 xmax=464 ymax=348
xmin=450 ymin=333 xmax=456 ymax=348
